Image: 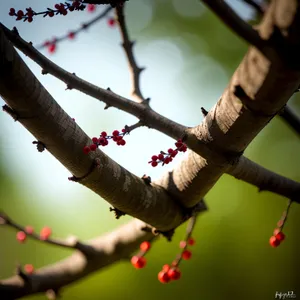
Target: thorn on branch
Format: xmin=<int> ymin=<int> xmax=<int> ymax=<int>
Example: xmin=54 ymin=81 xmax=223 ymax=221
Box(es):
xmin=141 ymin=174 xmax=151 ymax=185
xmin=41 ymin=69 xmax=49 ymax=75
xmin=104 ymin=104 xmax=111 ymax=110
xmin=2 ymin=104 xmax=21 ymax=121
xmin=201 ymin=107 xmax=208 ymax=117
xmin=109 ymin=207 xmax=126 ymax=219
xmin=12 ymin=26 xmax=19 ymax=36
xmin=32 ymin=140 xmax=46 ymax=152
xmin=154 ymin=228 xmax=175 ymax=242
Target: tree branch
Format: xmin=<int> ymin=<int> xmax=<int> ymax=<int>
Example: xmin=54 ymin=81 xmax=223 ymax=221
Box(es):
xmin=200 ymin=0 xmax=268 ymax=52
xmin=0 ymin=219 xmax=154 ymax=299
xmin=229 ymin=156 xmax=300 ymax=203
xmin=280 ymin=105 xmax=300 ymax=137
xmin=115 ymin=4 xmax=147 ymax=103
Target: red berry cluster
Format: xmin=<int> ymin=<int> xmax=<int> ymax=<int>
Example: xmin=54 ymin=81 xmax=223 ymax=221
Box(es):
xmin=8 ymin=1 xmax=86 ymax=22
xmin=83 ymin=129 xmax=128 ymax=154
xmin=149 ymin=139 xmax=187 ymax=167
xmin=269 ymin=228 xmax=285 ymax=248
xmin=131 ymin=241 xmax=151 ymax=269
xmin=269 ymin=200 xmax=292 ymax=248
xmin=130 ymin=237 xmax=195 ymax=284
xmin=157 ymin=237 xmax=194 ymax=284
xmin=16 ymin=226 xmax=52 ymax=243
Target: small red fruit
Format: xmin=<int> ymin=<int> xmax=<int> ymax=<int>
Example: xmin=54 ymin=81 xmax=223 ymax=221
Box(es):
xmin=168 ymin=268 xmax=181 ymax=280
xmin=107 ymin=18 xmax=116 ymax=27
xmin=140 ymin=241 xmax=151 ymax=252
xmin=24 ymin=264 xmax=34 ymax=274
xmin=83 ymin=146 xmax=91 ymax=154
xmin=151 ymin=161 xmax=158 ymax=167
xmin=48 ymin=43 xmax=56 ymax=54
xmin=158 ymin=271 xmax=170 ymax=283
xmin=68 ymin=32 xmax=75 ymax=39
xmin=162 ymin=264 xmax=170 ymax=272
xmin=269 ymin=236 xmax=280 ymax=248
xmin=188 ymin=237 xmax=195 ymax=246
xmin=90 ymin=144 xmax=97 ymax=151
xmin=40 ymin=226 xmax=52 ymax=240
xmin=182 ymin=250 xmax=192 ymax=260
xmin=179 ymin=241 xmax=186 ymax=248
xmin=275 ymin=231 xmax=285 ymax=241
xmin=25 ymin=226 xmax=34 ymax=234
xmin=131 ymin=256 xmax=146 ymax=269
xmin=112 ymin=130 xmax=119 ymax=137
xmin=87 ymin=4 xmax=96 ymax=12
xmin=16 ymin=231 xmax=27 ymax=243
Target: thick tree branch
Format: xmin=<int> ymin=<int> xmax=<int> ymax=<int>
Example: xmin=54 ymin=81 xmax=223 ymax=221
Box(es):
xmin=0 ymin=219 xmax=154 ymax=299
xmin=0 ymin=25 xmax=192 ymax=231
xmin=2 ymin=1 xmax=300 ymax=215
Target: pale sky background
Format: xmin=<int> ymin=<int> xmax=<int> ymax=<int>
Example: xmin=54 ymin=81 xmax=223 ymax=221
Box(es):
xmin=0 ymin=0 xmax=255 ymax=226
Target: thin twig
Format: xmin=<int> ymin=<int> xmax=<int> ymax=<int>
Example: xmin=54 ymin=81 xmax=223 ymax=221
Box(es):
xmin=0 ymin=212 xmax=86 ymax=251
xmin=115 ymin=4 xmax=147 ymax=104
xmin=35 ymin=6 xmax=113 ymax=49
xmin=201 ymin=0 xmax=268 ymax=53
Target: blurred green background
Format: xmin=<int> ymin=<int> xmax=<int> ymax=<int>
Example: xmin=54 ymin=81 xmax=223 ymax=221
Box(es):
xmin=0 ymin=0 xmax=299 ymax=299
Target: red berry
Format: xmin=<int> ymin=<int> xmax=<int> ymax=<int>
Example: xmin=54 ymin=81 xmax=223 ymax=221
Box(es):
xmin=131 ymin=256 xmax=146 ymax=269
xmin=16 ymin=231 xmax=27 ymax=243
xmin=48 ymin=43 xmax=56 ymax=54
xmin=179 ymin=241 xmax=186 ymax=249
xmin=151 ymin=155 xmax=158 ymax=161
xmin=40 ymin=226 xmax=52 ymax=240
xmin=162 ymin=264 xmax=170 ymax=272
xmin=92 ymin=137 xmax=98 ymax=144
xmin=158 ymin=153 xmax=164 ymax=160
xmin=182 ymin=250 xmax=192 ymax=260
xmin=87 ymin=4 xmax=96 ymax=12
xmin=101 ymin=131 xmax=107 ymax=137
xmin=151 ymin=161 xmax=158 ymax=167
xmin=27 ymin=17 xmax=33 ymax=23
xmin=275 ymin=231 xmax=285 ymax=241
xmin=54 ymin=4 xmax=60 ymax=9
xmin=168 ymin=148 xmax=173 ymax=154
xmin=25 ymin=226 xmax=34 ymax=234
xmin=269 ymin=236 xmax=280 ymax=248
xmin=119 ymin=139 xmax=126 ymax=146
xmin=188 ymin=237 xmax=195 ymax=245
xmin=48 ymin=11 xmax=54 ymax=17
xmin=68 ymin=32 xmax=75 ymax=39
xmin=83 ymin=146 xmax=91 ymax=154
xmin=140 ymin=241 xmax=151 ymax=252
xmin=107 ymin=18 xmax=116 ymax=27
xmin=158 ymin=271 xmax=170 ymax=283
xmin=9 ymin=8 xmax=15 ymax=15
xmin=24 ymin=264 xmax=34 ymax=274
xmin=112 ymin=130 xmax=119 ymax=137
xmin=168 ymin=268 xmax=181 ymax=280
xmin=90 ymin=144 xmax=97 ymax=151
xmin=170 ymin=150 xmax=178 ymax=157
xmin=17 ymin=10 xmax=24 ymax=17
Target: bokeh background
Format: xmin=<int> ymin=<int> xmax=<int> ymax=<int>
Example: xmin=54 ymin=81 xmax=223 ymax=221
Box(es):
xmin=0 ymin=0 xmax=299 ymax=299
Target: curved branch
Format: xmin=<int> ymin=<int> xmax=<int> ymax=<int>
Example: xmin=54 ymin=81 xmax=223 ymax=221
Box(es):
xmin=0 ymin=219 xmax=154 ymax=299
xmin=115 ymin=4 xmax=147 ymax=103
xmin=228 ymin=156 xmax=300 ymax=203
xmin=201 ymin=0 xmax=268 ymax=52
